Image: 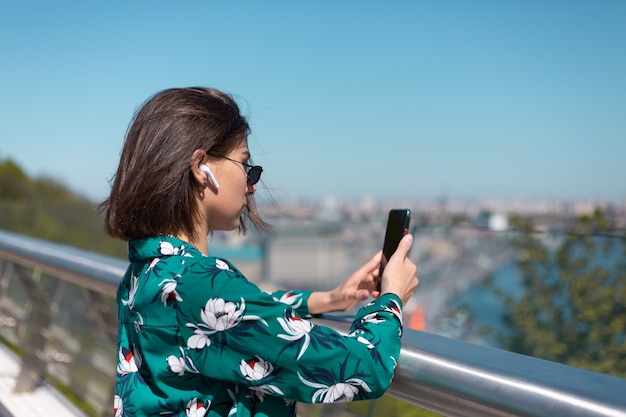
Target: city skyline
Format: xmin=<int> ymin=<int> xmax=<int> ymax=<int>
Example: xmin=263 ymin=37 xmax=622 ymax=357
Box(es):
xmin=1 ymin=1 xmax=625 ymax=204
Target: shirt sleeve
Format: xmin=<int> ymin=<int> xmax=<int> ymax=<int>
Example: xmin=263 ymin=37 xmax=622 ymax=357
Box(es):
xmin=176 ymin=261 xmax=403 ymax=404
xmin=266 ymin=289 xmax=315 ymax=318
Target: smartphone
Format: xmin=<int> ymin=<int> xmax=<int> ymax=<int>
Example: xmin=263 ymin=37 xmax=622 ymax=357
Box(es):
xmin=379 ymin=209 xmax=411 ymax=277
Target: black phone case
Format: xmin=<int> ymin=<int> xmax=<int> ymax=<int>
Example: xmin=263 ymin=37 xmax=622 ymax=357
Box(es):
xmin=380 ymin=208 xmax=411 ymax=275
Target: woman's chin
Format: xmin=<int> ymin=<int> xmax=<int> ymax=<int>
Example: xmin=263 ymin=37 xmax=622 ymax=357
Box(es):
xmin=220 ymin=221 xmax=241 ymax=232
xmin=208 ymin=215 xmax=241 ymax=233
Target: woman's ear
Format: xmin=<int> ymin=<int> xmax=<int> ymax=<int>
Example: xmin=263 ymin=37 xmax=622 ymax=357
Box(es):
xmin=190 ymin=149 xmax=210 ymax=189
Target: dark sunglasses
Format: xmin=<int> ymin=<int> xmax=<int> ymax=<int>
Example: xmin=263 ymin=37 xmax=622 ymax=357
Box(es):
xmin=219 ymin=156 xmax=263 ymax=186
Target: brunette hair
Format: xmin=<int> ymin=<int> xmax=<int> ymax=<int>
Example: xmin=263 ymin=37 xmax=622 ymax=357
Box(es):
xmin=99 ymin=87 xmax=269 ymax=241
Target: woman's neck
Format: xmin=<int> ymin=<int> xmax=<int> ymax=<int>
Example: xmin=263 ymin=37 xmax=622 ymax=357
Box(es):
xmin=173 ymin=232 xmax=208 ymax=256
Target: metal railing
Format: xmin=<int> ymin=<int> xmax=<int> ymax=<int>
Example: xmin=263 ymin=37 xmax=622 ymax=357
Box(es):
xmin=0 ymin=229 xmax=625 ymax=417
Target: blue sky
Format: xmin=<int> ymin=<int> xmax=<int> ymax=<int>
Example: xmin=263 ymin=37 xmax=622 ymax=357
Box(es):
xmin=1 ymin=1 xmax=625 ymax=204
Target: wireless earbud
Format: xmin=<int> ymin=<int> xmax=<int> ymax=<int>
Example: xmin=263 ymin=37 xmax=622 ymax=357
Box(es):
xmin=199 ymin=164 xmax=220 ymax=189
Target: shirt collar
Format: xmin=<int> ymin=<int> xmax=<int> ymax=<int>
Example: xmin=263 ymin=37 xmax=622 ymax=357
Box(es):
xmin=128 ymin=235 xmax=204 ymax=262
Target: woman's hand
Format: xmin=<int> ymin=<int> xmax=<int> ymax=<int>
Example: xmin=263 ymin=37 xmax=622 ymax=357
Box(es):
xmin=380 ymin=234 xmax=418 ymax=306
xmin=307 ymin=250 xmax=384 ymax=314
xmin=308 ymin=235 xmax=418 ymax=314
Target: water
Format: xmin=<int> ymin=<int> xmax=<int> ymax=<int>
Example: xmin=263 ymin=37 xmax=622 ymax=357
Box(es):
xmin=444 ymin=234 xmax=625 ymax=349
xmin=447 ymin=261 xmax=523 ymax=347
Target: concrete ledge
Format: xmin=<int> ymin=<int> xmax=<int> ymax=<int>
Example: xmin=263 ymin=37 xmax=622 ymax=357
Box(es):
xmin=0 ymin=344 xmax=86 ymax=417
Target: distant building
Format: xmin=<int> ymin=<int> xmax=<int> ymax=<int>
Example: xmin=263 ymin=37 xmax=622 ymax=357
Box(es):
xmin=476 ymin=211 xmax=509 ymax=232
xmin=208 ymin=244 xmax=264 ymax=283
xmin=266 ymin=223 xmax=351 ymax=289
xmin=209 ymin=220 xmax=358 ymax=289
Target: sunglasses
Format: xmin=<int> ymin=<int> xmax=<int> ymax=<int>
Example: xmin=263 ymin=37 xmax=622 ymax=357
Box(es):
xmin=219 ymin=156 xmax=263 ymax=186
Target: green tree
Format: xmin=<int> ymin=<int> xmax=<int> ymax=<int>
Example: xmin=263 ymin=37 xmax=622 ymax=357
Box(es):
xmin=0 ymin=158 xmax=33 ymax=199
xmin=499 ymin=209 xmax=626 ymax=377
xmin=0 ymin=158 xmax=126 ymax=258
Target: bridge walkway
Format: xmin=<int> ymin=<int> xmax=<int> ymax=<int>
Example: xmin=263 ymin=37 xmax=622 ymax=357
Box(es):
xmin=0 ymin=344 xmax=86 ymax=417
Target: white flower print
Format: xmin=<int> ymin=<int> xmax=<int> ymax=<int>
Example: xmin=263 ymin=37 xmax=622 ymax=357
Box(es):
xmin=240 ymin=356 xmax=285 ymax=400
xmin=384 ymin=299 xmax=403 ymax=325
xmin=186 ymin=298 xmax=267 ymax=350
xmin=204 ymin=298 xmax=244 ymax=331
xmin=356 ymin=336 xmax=375 ymax=350
xmin=167 ymin=355 xmax=185 ymax=376
xmin=166 ymin=346 xmax=199 ymax=376
xmin=216 ymin=259 xmax=230 ymax=270
xmin=159 ymin=241 xmax=194 ymax=257
xmin=390 ymin=355 xmax=398 ymax=369
xmin=117 ymin=346 xmax=141 ymax=376
xmin=187 ymin=328 xmax=211 ymax=350
xmin=122 ymin=273 xmax=139 ymax=310
xmin=348 ymin=329 xmax=374 ymax=349
xmin=250 ymin=384 xmax=285 ymax=402
xmin=326 ymin=383 xmax=359 ymax=402
xmin=240 ymin=356 xmax=273 ymax=381
xmin=226 ymin=386 xmax=239 ymax=416
xmin=361 ymin=312 xmax=385 ymax=324
xmin=133 ymin=312 xmax=144 ymax=334
xmin=277 ymin=310 xmax=313 ymax=359
xmin=159 ymin=275 xmax=183 ymax=306
xmin=186 ymin=397 xmax=210 ymax=417
xmin=273 ymin=291 xmax=303 ymax=309
xmin=114 ymin=394 xmax=123 ymax=417
xmin=147 ymin=257 xmax=160 ymax=271
xmin=159 ymin=241 xmax=176 ymax=255
xmin=298 ymin=373 xmax=372 ymax=403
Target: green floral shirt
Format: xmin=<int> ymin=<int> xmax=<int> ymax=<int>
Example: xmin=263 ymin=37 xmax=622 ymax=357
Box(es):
xmin=115 ymin=236 xmax=403 ymax=417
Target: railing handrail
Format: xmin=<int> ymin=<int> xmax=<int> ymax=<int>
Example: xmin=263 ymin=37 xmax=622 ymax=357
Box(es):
xmin=0 ymin=230 xmax=126 ymax=296
xmin=1 ymin=229 xmax=625 ymax=417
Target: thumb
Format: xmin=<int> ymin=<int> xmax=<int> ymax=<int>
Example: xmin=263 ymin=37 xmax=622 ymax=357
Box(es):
xmin=356 ymin=289 xmax=370 ymax=301
xmin=391 ymin=234 xmax=413 ymax=260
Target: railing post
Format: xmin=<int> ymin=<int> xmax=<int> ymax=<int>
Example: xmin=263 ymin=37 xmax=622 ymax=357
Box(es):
xmin=84 ymin=289 xmax=118 ymax=343
xmin=12 ymin=265 xmax=55 ymax=393
xmin=85 ymin=288 xmax=118 ymax=417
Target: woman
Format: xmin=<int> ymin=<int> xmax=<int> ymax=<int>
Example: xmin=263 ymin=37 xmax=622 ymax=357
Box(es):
xmin=101 ymin=87 xmax=418 ymax=417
